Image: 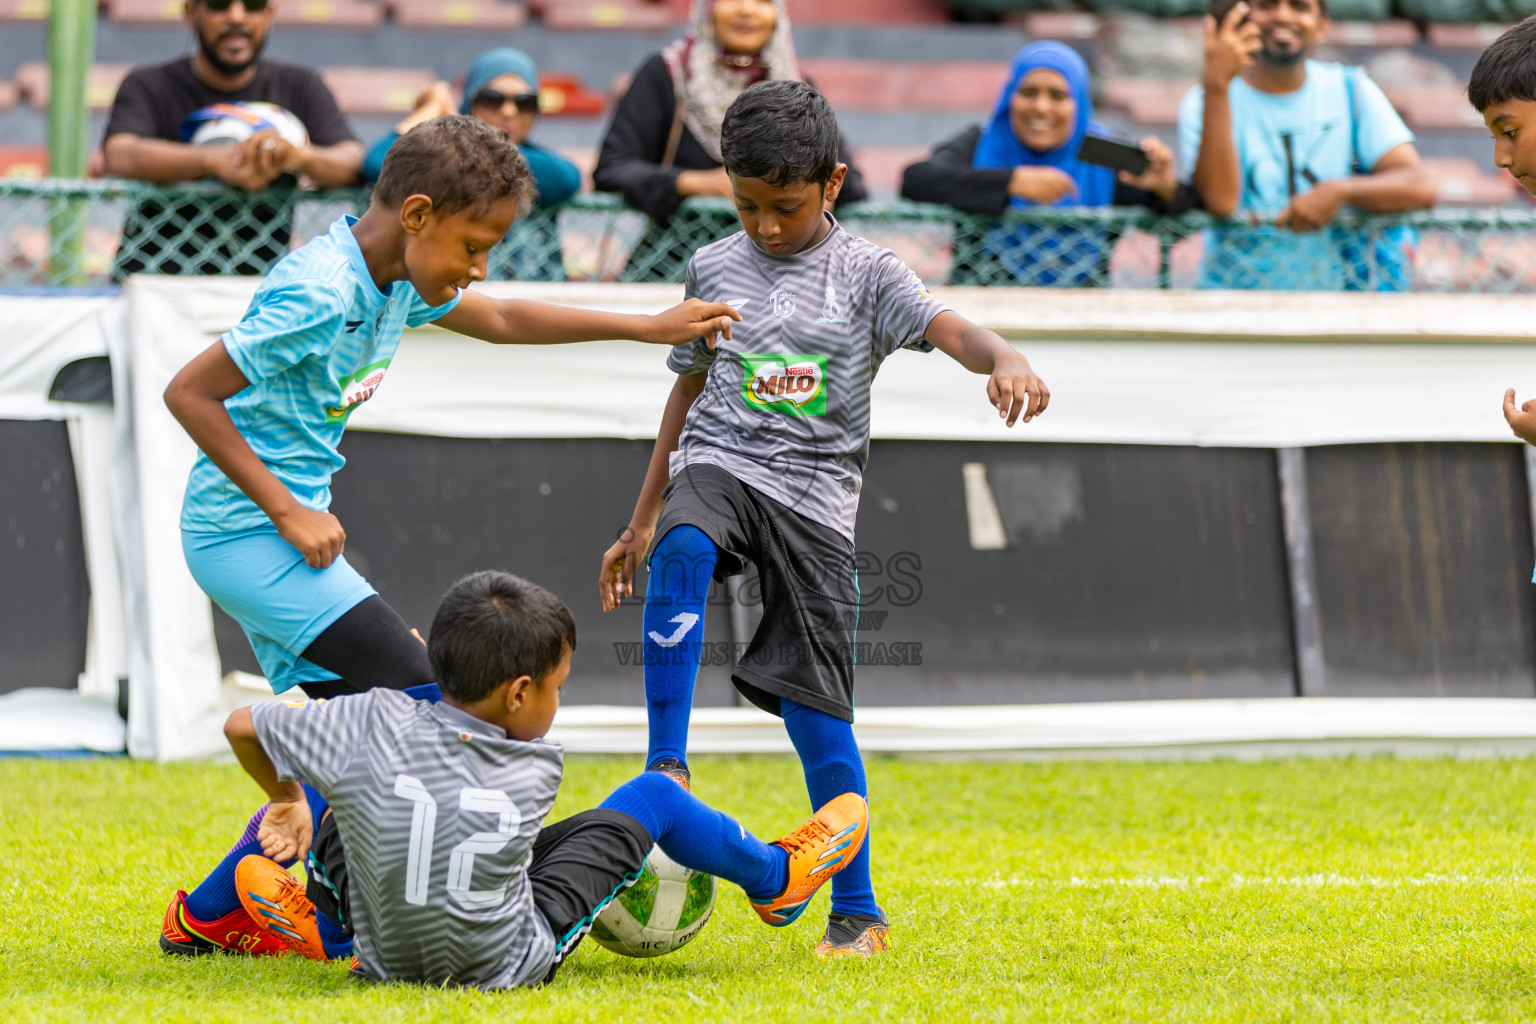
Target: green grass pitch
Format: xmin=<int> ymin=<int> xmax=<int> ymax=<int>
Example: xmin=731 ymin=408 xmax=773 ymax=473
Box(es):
xmin=6 ymin=754 xmax=1536 ymax=1022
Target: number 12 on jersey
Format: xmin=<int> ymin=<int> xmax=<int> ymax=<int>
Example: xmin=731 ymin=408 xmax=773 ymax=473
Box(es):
xmin=394 ymin=774 xmax=524 ymax=910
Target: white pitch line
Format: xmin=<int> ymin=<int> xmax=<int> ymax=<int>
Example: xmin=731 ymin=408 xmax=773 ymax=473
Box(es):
xmin=950 ymin=874 xmax=1536 ymax=890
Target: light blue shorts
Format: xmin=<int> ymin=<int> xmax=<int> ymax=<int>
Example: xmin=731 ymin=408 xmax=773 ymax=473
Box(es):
xmin=182 ymin=526 xmax=376 ymax=694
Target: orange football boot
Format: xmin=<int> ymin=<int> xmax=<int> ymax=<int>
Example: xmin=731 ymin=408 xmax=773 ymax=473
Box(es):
xmin=235 ymin=855 xmax=328 ymax=961
xmin=750 ymin=793 xmax=868 ymax=927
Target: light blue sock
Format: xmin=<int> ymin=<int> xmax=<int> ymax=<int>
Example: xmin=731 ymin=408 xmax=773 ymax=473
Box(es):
xmin=643 ymin=525 xmax=717 ymax=768
xmin=600 ymin=773 xmax=787 ymax=899
xmin=783 ymin=698 xmax=880 ymax=918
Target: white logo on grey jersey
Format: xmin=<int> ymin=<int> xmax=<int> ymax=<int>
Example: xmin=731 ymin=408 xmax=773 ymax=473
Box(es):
xmin=770 ymin=289 xmax=796 ymax=318
xmin=816 ymin=284 xmax=849 ymax=325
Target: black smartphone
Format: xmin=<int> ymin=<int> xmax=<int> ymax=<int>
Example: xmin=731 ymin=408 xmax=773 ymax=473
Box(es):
xmin=1076 ymin=134 xmax=1151 ymax=177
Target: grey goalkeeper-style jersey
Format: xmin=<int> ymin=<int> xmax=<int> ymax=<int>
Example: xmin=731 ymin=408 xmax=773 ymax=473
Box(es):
xmin=250 ymin=689 xmax=564 ymax=989
xmin=667 ymin=214 xmax=950 ymax=542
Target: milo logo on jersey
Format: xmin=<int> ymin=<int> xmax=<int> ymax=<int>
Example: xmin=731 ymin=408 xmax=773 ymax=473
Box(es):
xmin=741 ymin=354 xmax=827 ymax=416
xmin=326 ymin=358 xmax=391 ymax=423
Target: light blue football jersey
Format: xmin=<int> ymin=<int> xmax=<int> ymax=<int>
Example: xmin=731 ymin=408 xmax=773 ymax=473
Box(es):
xmin=179 ymin=216 xmax=461 ymax=533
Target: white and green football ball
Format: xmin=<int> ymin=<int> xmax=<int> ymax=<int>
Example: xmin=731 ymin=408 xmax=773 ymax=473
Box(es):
xmin=589 ymin=845 xmax=716 ymax=958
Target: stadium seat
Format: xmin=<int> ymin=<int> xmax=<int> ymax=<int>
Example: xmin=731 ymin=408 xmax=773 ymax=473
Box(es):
xmin=0 ymin=146 xmax=46 ymax=178
xmin=1381 ymin=85 xmax=1486 ymax=130
xmin=1018 ymin=12 xmax=1104 ymax=39
xmin=1424 ymin=22 xmax=1513 ymax=48
xmin=0 ymin=0 xmax=47 ymax=21
xmin=784 ymin=0 xmax=948 ymax=25
xmin=1422 ymin=157 xmax=1517 ymax=205
xmin=850 ymin=144 xmax=932 ymax=197
xmin=537 ymin=73 xmax=609 ymax=116
xmin=387 ymin=0 xmax=528 ymax=29
xmin=273 ymin=0 xmax=383 ymax=27
xmin=798 ymin=60 xmax=1007 ymax=112
xmin=318 ymin=67 xmax=437 ymax=115
xmin=15 ymin=63 xmax=132 ymax=111
xmin=108 ymin=0 xmax=187 ymax=22
xmin=1099 ymin=76 xmax=1193 ymax=125
xmin=1324 ymin=20 xmax=1419 ymax=46
xmin=539 ymin=0 xmax=681 ymax=30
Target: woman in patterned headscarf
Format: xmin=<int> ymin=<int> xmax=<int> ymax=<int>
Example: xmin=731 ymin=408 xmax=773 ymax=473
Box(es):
xmin=594 ymin=0 xmax=867 ymax=281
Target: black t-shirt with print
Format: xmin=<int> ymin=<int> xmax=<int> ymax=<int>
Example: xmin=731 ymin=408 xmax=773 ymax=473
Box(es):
xmin=104 ymin=58 xmax=357 ymax=278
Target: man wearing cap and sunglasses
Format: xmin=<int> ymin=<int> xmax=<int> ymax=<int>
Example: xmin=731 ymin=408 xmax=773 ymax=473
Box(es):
xmin=103 ymin=0 xmax=365 ymax=276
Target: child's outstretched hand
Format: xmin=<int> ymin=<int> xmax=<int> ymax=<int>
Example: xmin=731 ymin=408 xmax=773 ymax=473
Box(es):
xmin=646 ymin=299 xmax=741 ymax=349
xmin=1504 ymin=388 xmax=1536 ymax=445
xmin=990 ymin=354 xmax=1050 ymax=426
xmin=275 ymin=506 xmax=347 ymax=569
xmin=258 ymin=793 xmax=314 ymax=863
xmin=599 ymin=524 xmax=653 ymax=612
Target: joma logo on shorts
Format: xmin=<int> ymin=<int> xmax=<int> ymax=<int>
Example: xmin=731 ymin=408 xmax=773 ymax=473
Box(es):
xmin=741 ymin=353 xmax=827 ymax=417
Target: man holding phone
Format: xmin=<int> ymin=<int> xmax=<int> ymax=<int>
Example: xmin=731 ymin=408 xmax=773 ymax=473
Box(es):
xmin=1177 ymin=0 xmax=1434 ymax=289
xmin=103 ymin=0 xmax=365 ymax=276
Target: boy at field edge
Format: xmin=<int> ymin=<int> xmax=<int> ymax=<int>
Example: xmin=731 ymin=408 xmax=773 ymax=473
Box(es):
xmin=221 ymin=570 xmax=868 ymax=987
xmin=598 ymin=81 xmax=1050 ymax=957
xmin=1472 ymin=21 xmax=1536 ymax=502
xmin=158 ymin=114 xmax=739 ymax=956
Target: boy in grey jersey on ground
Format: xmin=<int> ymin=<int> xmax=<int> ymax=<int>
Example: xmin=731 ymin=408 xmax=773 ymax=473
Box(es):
xmin=220 ymin=570 xmax=868 ymax=989
xmin=598 ymin=80 xmax=1051 ymax=957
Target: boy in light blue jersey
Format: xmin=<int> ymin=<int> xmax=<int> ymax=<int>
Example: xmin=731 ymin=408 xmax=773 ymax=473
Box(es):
xmin=159 ymin=114 xmax=739 ymax=956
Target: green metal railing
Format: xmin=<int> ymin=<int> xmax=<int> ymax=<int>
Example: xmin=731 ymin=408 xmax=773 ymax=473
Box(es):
xmin=5 ymin=178 xmax=1535 ymax=292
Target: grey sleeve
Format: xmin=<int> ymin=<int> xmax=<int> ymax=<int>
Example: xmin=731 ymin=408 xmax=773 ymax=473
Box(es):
xmin=871 ymin=253 xmax=948 ymax=357
xmin=665 ymin=258 xmax=720 ymax=375
xmin=250 ymin=691 xmax=376 ymax=795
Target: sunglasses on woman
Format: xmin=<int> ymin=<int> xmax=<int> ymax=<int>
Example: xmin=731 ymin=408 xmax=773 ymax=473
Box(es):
xmin=472 ymin=89 xmax=540 ymax=115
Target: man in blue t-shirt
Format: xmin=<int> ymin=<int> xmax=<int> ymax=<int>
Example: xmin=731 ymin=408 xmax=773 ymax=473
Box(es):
xmin=1178 ymin=0 xmax=1435 ymax=290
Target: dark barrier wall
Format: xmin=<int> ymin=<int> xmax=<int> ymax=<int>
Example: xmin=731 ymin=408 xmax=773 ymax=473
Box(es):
xmin=1307 ymin=443 xmax=1536 ymax=697
xmin=16 ymin=431 xmax=1534 ymax=703
xmin=0 ymin=420 xmax=90 ymax=693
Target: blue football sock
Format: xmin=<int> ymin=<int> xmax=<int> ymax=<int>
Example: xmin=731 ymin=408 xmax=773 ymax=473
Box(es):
xmin=315 ymin=894 xmax=352 ymax=959
xmin=782 ymin=698 xmax=880 ymax=918
xmin=643 ymin=525 xmax=718 ymax=768
xmin=601 ymin=773 xmax=787 ymax=900
xmin=184 ymin=784 xmax=332 ymax=922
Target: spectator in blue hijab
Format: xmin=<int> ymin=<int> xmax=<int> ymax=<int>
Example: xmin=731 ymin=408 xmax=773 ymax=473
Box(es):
xmin=363 ymin=47 xmax=581 ymax=280
xmin=902 ymin=41 xmax=1199 ymax=286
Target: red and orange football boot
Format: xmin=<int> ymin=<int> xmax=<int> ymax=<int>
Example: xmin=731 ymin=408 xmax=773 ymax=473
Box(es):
xmin=750 ymin=793 xmax=868 ymax=927
xmin=235 ymin=855 xmax=328 ymax=961
xmin=159 ymin=888 xmax=287 ymax=957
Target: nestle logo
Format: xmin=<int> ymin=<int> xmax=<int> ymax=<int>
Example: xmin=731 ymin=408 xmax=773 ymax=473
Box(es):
xmin=786 ymin=366 xmax=813 ymax=375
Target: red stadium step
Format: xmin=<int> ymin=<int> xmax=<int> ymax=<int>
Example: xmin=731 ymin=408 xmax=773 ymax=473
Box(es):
xmin=1425 ymin=22 xmax=1512 ymax=49
xmin=1422 ymin=157 xmax=1517 ymax=205
xmin=0 ymin=0 xmax=48 ymax=21
xmin=319 ymin=67 xmax=438 ymax=115
xmin=1381 ymin=85 xmax=1486 ymax=130
xmin=273 ymin=0 xmax=383 ymax=27
xmin=1099 ymin=77 xmax=1194 ymax=126
xmin=109 ymin=0 xmax=191 ymax=22
xmin=539 ymin=0 xmax=680 ymax=30
xmin=15 ymin=63 xmax=133 ymax=111
xmin=0 ymin=146 xmax=47 ymax=178
xmin=799 ymin=59 xmax=1007 ymax=113
xmin=1324 ymin=20 xmax=1419 ymax=46
xmin=537 ymin=73 xmax=608 ymax=116
xmin=785 ymin=0 xmax=947 ymax=25
xmin=387 ymin=0 xmax=528 ymax=29
xmin=1018 ymin=12 xmax=1103 ymax=39
xmin=850 ymin=144 xmax=932 ymax=197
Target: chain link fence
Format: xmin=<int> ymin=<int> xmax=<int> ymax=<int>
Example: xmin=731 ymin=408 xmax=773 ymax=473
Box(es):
xmin=6 ymin=178 xmax=1536 ymax=292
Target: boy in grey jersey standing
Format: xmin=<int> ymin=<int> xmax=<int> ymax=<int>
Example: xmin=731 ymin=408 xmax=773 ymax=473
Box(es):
xmin=599 ymin=81 xmax=1050 ymax=957
xmin=221 ymin=570 xmax=868 ymax=988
